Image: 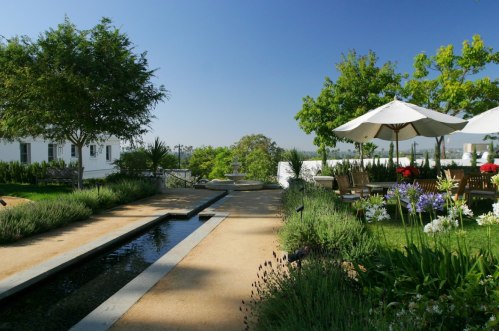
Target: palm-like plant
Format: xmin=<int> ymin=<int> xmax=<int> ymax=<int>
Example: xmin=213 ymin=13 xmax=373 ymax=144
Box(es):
xmin=145 ymin=137 xmax=169 ymax=177
xmin=284 ymin=148 xmax=304 ymax=179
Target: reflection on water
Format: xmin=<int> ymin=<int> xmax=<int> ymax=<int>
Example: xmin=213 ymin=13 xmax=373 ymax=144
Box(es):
xmin=0 ymin=216 xmax=205 ymax=331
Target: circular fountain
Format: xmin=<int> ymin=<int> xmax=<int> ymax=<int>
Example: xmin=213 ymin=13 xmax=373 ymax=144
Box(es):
xmin=205 ymin=156 xmax=264 ymax=191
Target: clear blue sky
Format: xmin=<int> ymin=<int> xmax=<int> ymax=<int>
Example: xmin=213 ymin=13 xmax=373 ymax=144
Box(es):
xmin=1 ymin=0 xmax=498 ymax=153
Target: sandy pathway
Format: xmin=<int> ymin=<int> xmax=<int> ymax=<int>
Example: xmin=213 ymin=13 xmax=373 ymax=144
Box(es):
xmin=0 ymin=189 xmax=216 ymax=281
xmin=110 ymin=190 xmax=282 ymax=331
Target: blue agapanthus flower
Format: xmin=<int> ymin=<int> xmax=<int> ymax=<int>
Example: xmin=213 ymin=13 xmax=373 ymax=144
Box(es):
xmin=386 ymin=183 xmax=424 ymax=204
xmin=409 ymin=192 xmax=445 ymax=213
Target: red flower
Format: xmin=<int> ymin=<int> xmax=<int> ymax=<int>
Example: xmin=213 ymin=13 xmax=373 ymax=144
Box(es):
xmin=403 ymin=170 xmax=412 ymax=177
xmin=480 ymin=163 xmax=499 ymax=173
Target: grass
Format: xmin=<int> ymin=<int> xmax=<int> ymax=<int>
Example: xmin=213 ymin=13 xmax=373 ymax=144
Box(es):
xmin=366 ymin=199 xmax=499 ymax=254
xmin=0 ymin=183 xmax=73 ymax=201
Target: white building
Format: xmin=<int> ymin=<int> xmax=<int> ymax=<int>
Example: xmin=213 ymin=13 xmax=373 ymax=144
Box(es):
xmin=0 ymin=137 xmax=120 ymax=179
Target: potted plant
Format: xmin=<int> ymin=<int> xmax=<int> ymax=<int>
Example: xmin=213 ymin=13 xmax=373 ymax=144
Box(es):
xmin=396 ymin=166 xmax=420 ymax=183
xmin=480 ymin=163 xmax=499 ymax=174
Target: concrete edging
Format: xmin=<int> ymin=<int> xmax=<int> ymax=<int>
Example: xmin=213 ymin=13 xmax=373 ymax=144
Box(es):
xmin=0 ymin=191 xmax=227 ymax=304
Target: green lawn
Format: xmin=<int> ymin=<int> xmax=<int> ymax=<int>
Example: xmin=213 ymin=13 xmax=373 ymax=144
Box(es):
xmin=0 ymin=183 xmax=73 ymax=201
xmin=367 ymin=199 xmax=499 ymax=253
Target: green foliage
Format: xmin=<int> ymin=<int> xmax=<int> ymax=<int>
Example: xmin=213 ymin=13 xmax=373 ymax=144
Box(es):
xmin=189 ymin=145 xmax=224 ymax=178
xmin=295 ymin=50 xmax=403 ymax=150
xmin=410 ymin=144 xmax=415 ymax=167
xmin=0 ymin=160 xmax=76 ymax=184
xmin=279 ymin=185 xmax=377 ymax=262
xmin=247 ymin=252 xmax=392 ymax=331
xmin=0 ymin=16 xmax=168 ymax=188
xmin=388 ymin=142 xmax=395 ymax=170
xmin=472 ymin=145 xmax=478 ymax=171
xmin=424 ymin=150 xmax=430 ymax=170
xmin=488 ymin=141 xmax=496 ymax=164
xmin=0 ymin=199 xmax=92 ymax=244
xmin=112 ymin=148 xmax=149 ymax=176
xmin=209 ymin=147 xmax=233 ymax=179
xmin=403 ymin=35 xmax=499 ymax=175
xmin=231 ymin=134 xmax=284 ymax=181
xmin=145 ymin=137 xmax=170 ymax=176
xmin=283 ymin=148 xmax=304 ymax=180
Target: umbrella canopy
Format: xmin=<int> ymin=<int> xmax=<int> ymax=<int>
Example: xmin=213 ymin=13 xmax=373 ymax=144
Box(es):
xmin=333 ymin=98 xmax=468 ymax=164
xmin=460 ymin=106 xmax=499 ymax=134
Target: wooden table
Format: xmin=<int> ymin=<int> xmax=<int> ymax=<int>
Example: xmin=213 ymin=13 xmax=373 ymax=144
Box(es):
xmin=364 ymin=182 xmax=397 ymax=197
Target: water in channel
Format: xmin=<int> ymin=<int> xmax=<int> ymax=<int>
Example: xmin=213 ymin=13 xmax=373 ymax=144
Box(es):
xmin=0 ymin=215 xmax=207 ymax=331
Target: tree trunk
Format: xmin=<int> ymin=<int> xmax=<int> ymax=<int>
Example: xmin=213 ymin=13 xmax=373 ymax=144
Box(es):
xmin=441 ymin=136 xmax=446 ymax=159
xmin=434 ymin=136 xmax=443 ymax=176
xmin=77 ymin=144 xmax=84 ymax=190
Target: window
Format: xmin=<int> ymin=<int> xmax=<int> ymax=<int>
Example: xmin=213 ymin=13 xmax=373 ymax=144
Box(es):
xmin=106 ymin=145 xmax=112 ymax=162
xmin=90 ymin=145 xmax=96 ymax=158
xmin=71 ymin=144 xmax=76 ymax=158
xmin=20 ymin=143 xmax=31 ymax=164
xmin=48 ymin=144 xmax=57 ymax=162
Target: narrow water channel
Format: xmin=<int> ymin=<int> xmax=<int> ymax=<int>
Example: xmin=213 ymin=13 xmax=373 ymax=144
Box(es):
xmin=0 ymin=215 xmax=207 ymax=331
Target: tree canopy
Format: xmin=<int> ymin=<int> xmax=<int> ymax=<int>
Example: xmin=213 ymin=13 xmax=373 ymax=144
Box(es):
xmin=0 ymin=16 xmax=168 ymax=187
xmin=295 ymin=50 xmax=403 ymax=166
xmin=403 ymin=35 xmax=499 ymax=173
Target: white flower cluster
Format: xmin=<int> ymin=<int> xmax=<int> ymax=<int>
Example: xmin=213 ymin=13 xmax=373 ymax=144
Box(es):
xmin=493 ymin=202 xmax=499 ymax=217
xmin=476 ymin=212 xmax=499 ymax=226
xmin=424 ymin=216 xmax=458 ymax=236
xmin=448 ymin=204 xmax=474 ymax=218
xmin=365 ymin=204 xmax=390 ymax=222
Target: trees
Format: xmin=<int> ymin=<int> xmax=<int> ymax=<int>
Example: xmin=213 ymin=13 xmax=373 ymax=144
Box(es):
xmin=295 ymin=50 xmax=403 ymax=169
xmin=404 ymin=35 xmax=499 ymax=174
xmin=231 ymin=134 xmax=284 ymax=181
xmin=0 ymin=17 xmax=168 ymax=188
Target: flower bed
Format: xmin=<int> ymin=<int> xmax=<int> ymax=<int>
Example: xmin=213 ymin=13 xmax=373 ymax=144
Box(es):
xmin=247 ymin=178 xmax=499 ymax=330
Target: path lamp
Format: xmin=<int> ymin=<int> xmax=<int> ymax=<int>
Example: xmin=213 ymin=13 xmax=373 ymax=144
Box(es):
xmin=96 ymin=182 xmax=103 ymax=198
xmin=296 ymin=205 xmax=304 ymax=222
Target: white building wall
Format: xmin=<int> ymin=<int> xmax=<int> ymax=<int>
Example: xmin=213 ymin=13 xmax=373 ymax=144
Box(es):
xmin=0 ymin=137 xmax=120 ymax=179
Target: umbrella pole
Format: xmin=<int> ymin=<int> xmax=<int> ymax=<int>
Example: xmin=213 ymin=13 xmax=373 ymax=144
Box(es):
xmin=395 ymin=130 xmax=399 ymax=166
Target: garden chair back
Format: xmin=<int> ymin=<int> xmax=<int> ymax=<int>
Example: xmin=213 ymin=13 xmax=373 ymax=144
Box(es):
xmin=467 ymin=173 xmax=498 ymax=206
xmin=351 ymin=172 xmax=383 ymax=196
xmin=413 ymin=179 xmax=438 ymax=194
xmin=452 ymin=175 xmax=469 ymax=202
xmin=336 ymin=174 xmax=362 ymax=203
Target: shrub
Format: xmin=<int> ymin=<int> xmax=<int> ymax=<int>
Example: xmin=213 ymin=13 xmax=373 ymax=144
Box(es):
xmin=0 ymin=199 xmax=92 ymax=243
xmin=246 ymin=252 xmax=394 ymax=330
xmin=279 ymin=185 xmax=377 ymax=262
xmin=0 ymin=179 xmax=157 ymax=243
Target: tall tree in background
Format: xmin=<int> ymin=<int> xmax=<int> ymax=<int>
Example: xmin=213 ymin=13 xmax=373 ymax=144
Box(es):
xmin=0 ymin=17 xmax=168 ymax=188
xmin=231 ymin=134 xmax=284 ymax=180
xmin=404 ymin=35 xmax=499 ymax=175
xmin=295 ymin=50 xmax=403 ymax=169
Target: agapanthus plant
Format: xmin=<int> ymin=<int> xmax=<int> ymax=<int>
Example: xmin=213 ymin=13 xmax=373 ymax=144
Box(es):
xmin=424 ymin=216 xmax=459 ymax=236
xmin=409 ymin=192 xmax=445 ymax=214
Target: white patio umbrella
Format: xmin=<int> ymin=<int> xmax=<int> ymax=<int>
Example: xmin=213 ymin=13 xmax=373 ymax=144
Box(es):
xmin=332 ymin=97 xmax=468 ymax=164
xmin=460 ymin=106 xmax=499 ymax=134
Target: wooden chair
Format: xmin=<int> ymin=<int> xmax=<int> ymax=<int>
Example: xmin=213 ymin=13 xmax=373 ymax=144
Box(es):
xmin=351 ymin=172 xmax=383 ymax=196
xmin=467 ymin=173 xmax=498 ymax=206
xmin=336 ymin=174 xmax=363 ymax=203
xmin=442 ymin=176 xmax=469 ymax=202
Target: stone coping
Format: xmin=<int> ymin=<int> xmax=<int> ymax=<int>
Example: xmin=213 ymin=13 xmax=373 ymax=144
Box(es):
xmin=0 ymin=191 xmax=227 ymax=305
